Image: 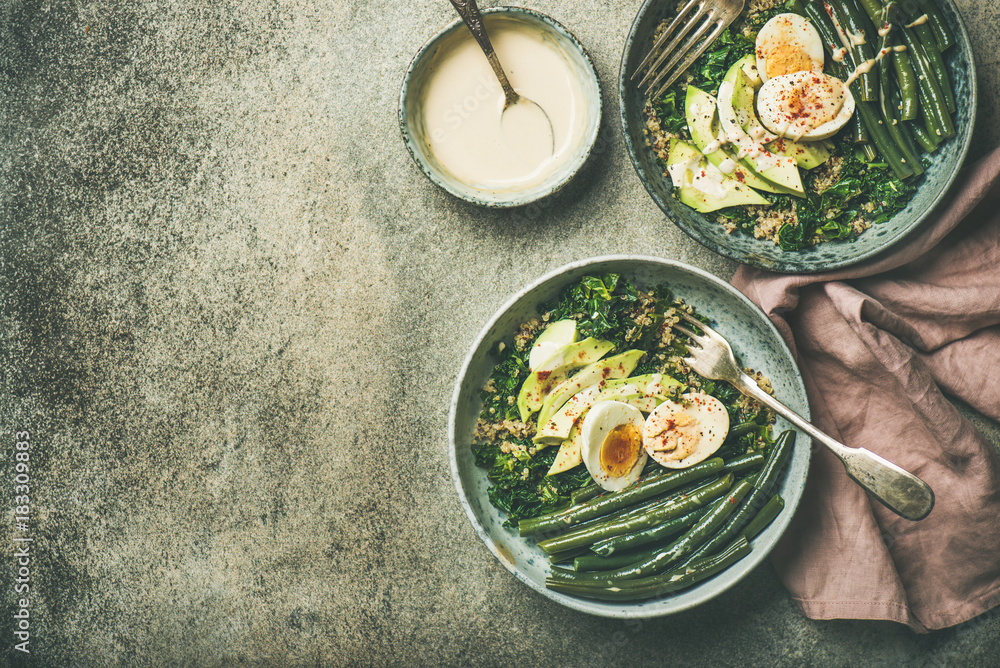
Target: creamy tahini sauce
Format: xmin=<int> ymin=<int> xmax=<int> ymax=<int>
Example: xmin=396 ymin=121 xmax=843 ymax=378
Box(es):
xmin=418 ymin=17 xmax=588 ymax=192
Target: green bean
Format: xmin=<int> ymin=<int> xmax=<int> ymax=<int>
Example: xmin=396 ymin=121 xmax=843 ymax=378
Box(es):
xmin=873 ymin=0 xmax=917 ymax=124
xmin=589 ymin=506 xmax=710 ymax=557
xmin=657 ymin=478 xmax=755 ymax=567
xmin=858 ymin=101 xmax=908 ymax=178
xmin=898 ymin=24 xmax=954 ymax=138
xmin=754 ymin=430 xmax=796 ymax=494
xmin=855 ymin=0 xmax=883 ymax=23
xmin=861 ymin=142 xmax=879 ymax=163
xmin=908 ymin=120 xmax=939 ymax=152
xmin=919 ymin=101 xmax=945 ymax=144
xmin=714 ymin=420 xmax=767 ymax=461
xmin=894 ymin=121 xmax=924 ymax=175
xmin=536 ymin=479 xmax=710 ymax=550
xmin=878 ymin=32 xmax=924 ymax=176
xmin=916 ymin=91 xmax=944 ymax=141
xmin=726 ymin=420 xmax=761 ymax=442
xmin=570 ymin=483 xmax=603 ymax=505
xmin=545 ymin=536 xmax=752 ymax=601
xmin=744 ymin=494 xmax=785 ymax=540
xmin=537 ymin=475 xmax=733 ymax=554
xmin=785 ymin=0 xmax=808 ymax=15
xmin=680 ymin=482 xmax=785 ymax=568
xmin=722 ymin=451 xmax=766 ymax=474
xmin=892 ymin=50 xmax=920 ymax=121
xmin=547 ymin=546 xmax=591 ymax=564
xmin=517 ymin=458 xmax=724 ymax=537
xmin=910 ymin=20 xmax=955 ymax=113
xmin=854 ymin=79 xmax=913 ymax=178
xmin=574 ymin=547 xmax=658 ymax=572
xmin=551 ymin=478 xmax=750 ymax=582
xmin=843 ymin=0 xmax=881 ymax=41
xmin=850 ymin=111 xmax=868 ymax=144
xmin=824 ymin=0 xmax=878 ymax=102
xmin=916 ymin=0 xmax=955 ymax=51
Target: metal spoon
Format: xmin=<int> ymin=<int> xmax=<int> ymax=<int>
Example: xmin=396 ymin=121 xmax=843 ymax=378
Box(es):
xmin=448 ymin=0 xmax=555 ymax=155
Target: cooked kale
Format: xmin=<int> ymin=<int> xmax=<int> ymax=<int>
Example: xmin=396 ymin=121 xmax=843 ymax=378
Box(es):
xmin=473 ymin=440 xmax=592 ymax=525
xmin=479 ymin=343 xmax=528 ymax=423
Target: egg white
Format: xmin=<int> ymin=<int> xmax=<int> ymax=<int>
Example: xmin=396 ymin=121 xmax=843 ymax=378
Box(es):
xmin=756 ymin=70 xmax=855 ymax=141
xmin=755 ymin=13 xmax=825 ymax=82
xmin=642 ymin=392 xmax=729 ymax=469
xmin=581 ymin=400 xmax=647 ymax=491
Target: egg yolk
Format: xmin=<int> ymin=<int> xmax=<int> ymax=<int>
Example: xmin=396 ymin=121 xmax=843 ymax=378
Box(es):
xmin=599 ymin=423 xmax=642 ymax=478
xmin=763 ymin=44 xmax=818 ymax=80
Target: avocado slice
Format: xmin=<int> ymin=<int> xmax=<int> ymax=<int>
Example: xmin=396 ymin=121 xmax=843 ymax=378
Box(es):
xmin=667 ymin=140 xmax=770 ymax=213
xmin=724 ymin=56 xmax=831 ymax=170
xmin=534 ymin=384 xmax=613 ymax=445
xmin=536 ymin=349 xmax=646 ymax=427
xmin=548 ymin=424 xmax=584 ymax=475
xmin=685 ymin=86 xmax=777 ymax=193
xmin=716 ymin=79 xmax=804 ymax=196
xmin=604 ymin=372 xmax=683 ymax=398
xmin=516 ymin=337 xmax=614 ymax=422
xmin=528 ymin=319 xmax=577 ymax=371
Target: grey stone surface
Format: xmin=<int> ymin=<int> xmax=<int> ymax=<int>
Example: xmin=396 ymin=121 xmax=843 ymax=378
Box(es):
xmin=1 ymin=0 xmax=998 ymax=665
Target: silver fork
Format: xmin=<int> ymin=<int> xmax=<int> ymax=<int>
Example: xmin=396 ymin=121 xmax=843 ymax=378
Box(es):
xmin=674 ymin=311 xmax=935 ymax=522
xmin=632 ymin=0 xmax=746 ymax=100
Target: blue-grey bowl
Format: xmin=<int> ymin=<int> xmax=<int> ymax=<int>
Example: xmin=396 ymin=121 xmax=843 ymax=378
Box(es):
xmin=619 ymin=1 xmax=977 ymax=273
xmin=399 ymin=7 xmax=602 ymax=208
xmin=449 ymin=256 xmax=811 ymax=618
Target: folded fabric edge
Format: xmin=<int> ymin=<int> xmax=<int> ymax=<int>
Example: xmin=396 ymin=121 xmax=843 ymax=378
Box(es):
xmin=793 ymin=581 xmax=1000 ymax=633
xmin=917 ymin=582 xmax=1000 ymax=633
xmin=790 ymin=596 xmax=923 ymax=632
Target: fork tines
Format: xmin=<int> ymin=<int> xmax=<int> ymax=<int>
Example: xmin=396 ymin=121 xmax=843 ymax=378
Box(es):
xmin=632 ymin=0 xmax=729 ymax=100
xmin=672 ymin=309 xmax=707 ymax=342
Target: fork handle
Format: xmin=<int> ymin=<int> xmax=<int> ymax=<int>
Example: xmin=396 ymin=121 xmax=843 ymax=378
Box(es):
xmin=733 ymin=374 xmax=935 ymax=521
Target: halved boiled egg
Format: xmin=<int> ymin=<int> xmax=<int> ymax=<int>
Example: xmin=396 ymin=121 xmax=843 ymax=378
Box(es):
xmin=755 ymin=13 xmax=825 ymax=82
xmin=642 ymin=392 xmax=729 ymax=469
xmin=756 ymin=71 xmax=855 ymax=141
xmin=581 ymin=401 xmax=647 ymax=491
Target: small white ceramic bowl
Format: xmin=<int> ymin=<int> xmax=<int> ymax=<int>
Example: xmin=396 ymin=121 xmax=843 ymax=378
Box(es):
xmin=399 ymin=7 xmax=602 ymax=207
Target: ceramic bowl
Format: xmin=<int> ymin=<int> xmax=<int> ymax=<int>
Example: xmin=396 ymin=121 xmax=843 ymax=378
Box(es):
xmin=618 ymin=0 xmax=976 ymax=273
xmin=399 ymin=7 xmax=602 ymax=207
xmin=448 ymin=256 xmax=812 ymax=618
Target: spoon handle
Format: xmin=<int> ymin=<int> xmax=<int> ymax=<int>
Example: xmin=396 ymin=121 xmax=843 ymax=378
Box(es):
xmin=448 ymin=0 xmax=518 ymax=103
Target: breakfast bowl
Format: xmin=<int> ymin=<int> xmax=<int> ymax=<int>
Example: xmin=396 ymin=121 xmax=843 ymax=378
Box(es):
xmin=448 ymin=256 xmax=812 ymax=617
xmin=399 ymin=7 xmax=602 ymax=207
xmin=619 ymin=0 xmax=976 ymax=274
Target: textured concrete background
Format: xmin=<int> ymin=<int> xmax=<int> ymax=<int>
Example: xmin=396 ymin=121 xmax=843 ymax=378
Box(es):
xmin=1 ymin=0 xmax=999 ymax=665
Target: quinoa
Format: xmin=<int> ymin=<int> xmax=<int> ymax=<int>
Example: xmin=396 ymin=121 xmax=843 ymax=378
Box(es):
xmin=513 ymin=317 xmax=543 ymax=352
xmin=811 ymin=156 xmax=845 ymax=194
xmin=747 ymin=0 xmax=780 ymax=12
xmin=644 ymin=99 xmax=674 ymax=167
xmin=752 ymin=202 xmax=797 ymax=241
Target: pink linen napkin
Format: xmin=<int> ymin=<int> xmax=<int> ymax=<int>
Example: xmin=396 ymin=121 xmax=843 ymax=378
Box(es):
xmin=731 ymin=145 xmax=1000 ymax=632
